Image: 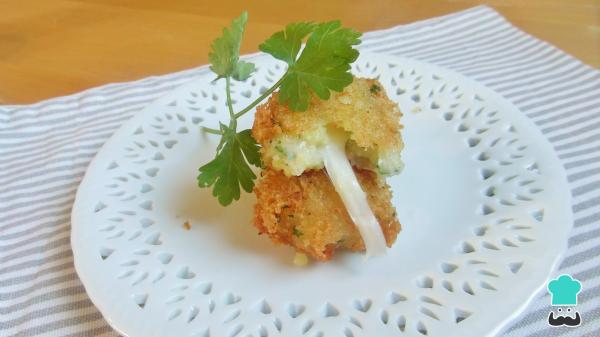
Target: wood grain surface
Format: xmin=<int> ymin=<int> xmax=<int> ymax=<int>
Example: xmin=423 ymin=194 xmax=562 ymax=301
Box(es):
xmin=1 ymin=0 xmax=598 ymax=104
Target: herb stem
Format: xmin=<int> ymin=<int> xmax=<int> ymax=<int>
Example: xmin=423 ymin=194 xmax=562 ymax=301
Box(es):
xmin=225 ymin=77 xmax=237 ymax=130
xmin=233 ymin=73 xmax=287 ymax=119
xmin=201 ymin=127 xmax=223 ymax=135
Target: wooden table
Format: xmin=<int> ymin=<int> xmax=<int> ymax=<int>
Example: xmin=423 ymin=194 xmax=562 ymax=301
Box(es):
xmin=1 ymin=0 xmax=598 ymax=104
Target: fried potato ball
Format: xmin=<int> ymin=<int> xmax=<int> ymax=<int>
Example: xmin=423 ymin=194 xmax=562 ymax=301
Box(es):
xmin=253 ymin=168 xmax=401 ymax=261
xmin=252 ymin=78 xmax=404 ymax=177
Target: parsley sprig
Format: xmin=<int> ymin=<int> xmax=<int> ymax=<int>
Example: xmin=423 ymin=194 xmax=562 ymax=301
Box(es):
xmin=197 ymin=12 xmax=361 ymax=206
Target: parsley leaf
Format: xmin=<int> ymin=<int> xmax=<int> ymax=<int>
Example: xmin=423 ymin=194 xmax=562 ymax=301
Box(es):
xmin=259 ymin=22 xmax=316 ymax=65
xmin=197 ymin=128 xmax=261 ymax=206
xmin=237 ymin=129 xmax=262 ymax=167
xmin=260 ymin=20 xmax=361 ymax=111
xmin=232 ymin=60 xmax=256 ymax=81
xmin=208 ymin=11 xmax=255 ymax=80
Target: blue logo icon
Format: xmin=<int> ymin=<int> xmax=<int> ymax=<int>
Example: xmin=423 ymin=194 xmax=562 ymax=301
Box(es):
xmin=547 ymin=274 xmax=582 ymax=327
xmin=548 ymin=274 xmax=582 ymax=306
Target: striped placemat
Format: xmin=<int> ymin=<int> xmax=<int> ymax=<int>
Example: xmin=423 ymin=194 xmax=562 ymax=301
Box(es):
xmin=1 ymin=5 xmax=598 ymax=337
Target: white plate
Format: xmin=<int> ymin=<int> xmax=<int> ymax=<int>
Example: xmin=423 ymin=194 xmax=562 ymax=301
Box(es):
xmin=71 ymin=53 xmax=572 ymax=337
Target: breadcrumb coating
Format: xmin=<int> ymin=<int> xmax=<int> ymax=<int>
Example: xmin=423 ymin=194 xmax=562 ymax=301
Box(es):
xmin=253 ymin=168 xmax=401 ymax=261
xmin=252 ymin=78 xmax=404 ymax=176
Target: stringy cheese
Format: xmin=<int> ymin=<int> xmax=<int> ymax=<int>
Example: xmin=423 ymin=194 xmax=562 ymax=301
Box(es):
xmin=320 ymin=129 xmax=387 ymax=257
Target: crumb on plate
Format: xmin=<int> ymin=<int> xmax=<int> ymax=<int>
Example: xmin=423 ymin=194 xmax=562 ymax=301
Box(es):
xmin=293 ymin=252 xmax=309 ymax=266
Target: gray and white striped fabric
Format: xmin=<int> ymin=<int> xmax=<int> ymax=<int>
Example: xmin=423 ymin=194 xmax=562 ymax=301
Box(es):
xmin=1 ymin=5 xmax=598 ymax=337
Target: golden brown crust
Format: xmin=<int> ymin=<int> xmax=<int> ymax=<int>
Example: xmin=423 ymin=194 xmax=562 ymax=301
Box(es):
xmin=253 ymin=167 xmax=401 ymax=261
xmin=252 ymin=78 xmax=404 ymax=152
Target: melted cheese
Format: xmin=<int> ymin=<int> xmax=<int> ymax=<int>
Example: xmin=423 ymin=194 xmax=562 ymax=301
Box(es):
xmin=320 ymin=129 xmax=387 ymax=257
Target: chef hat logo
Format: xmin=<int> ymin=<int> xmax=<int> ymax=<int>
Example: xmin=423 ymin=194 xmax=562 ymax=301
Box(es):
xmin=547 ymin=274 xmax=582 ymax=306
